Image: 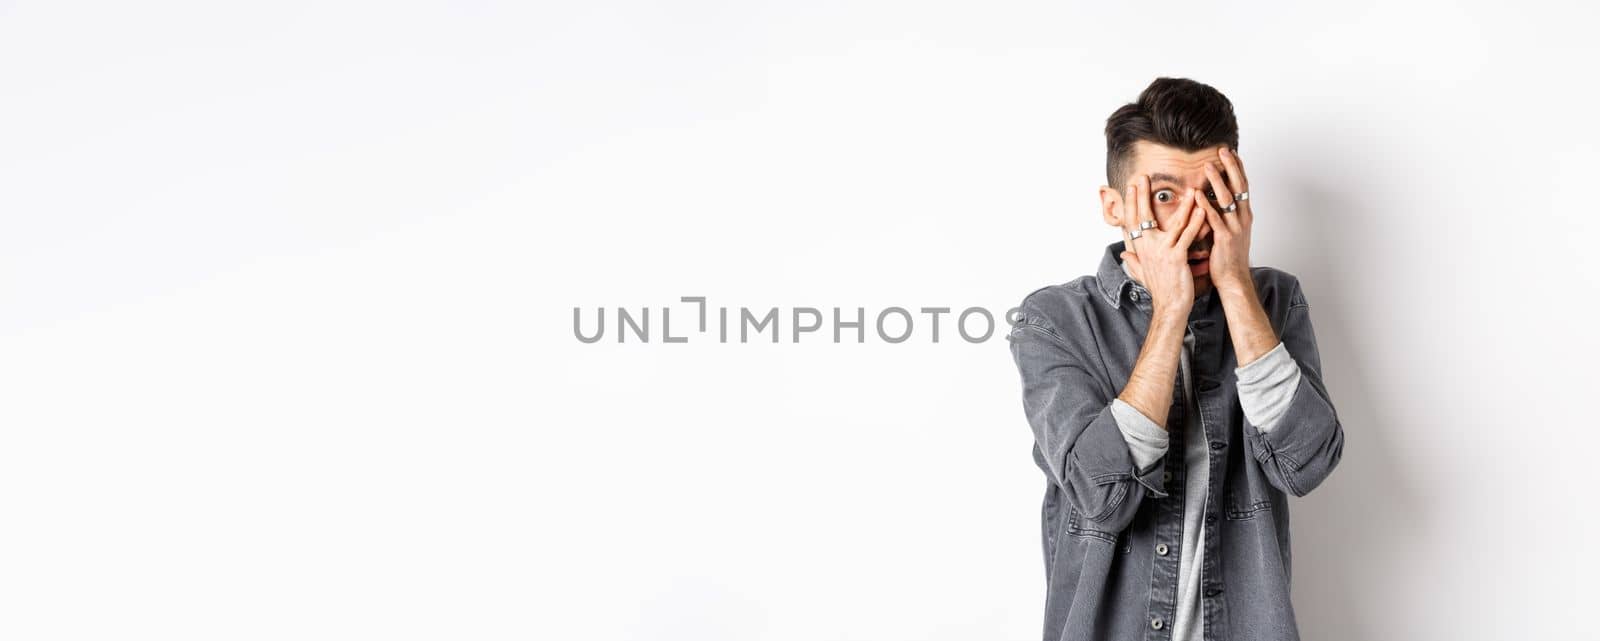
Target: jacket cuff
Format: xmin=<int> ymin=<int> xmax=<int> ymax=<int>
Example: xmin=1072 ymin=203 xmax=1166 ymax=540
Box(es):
xmin=1234 ymin=340 xmax=1302 ymax=433
xmin=1071 ymin=403 xmax=1172 ymax=502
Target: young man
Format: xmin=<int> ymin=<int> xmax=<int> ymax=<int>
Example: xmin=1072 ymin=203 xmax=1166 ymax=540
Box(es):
xmin=1006 ymin=77 xmax=1345 ymax=641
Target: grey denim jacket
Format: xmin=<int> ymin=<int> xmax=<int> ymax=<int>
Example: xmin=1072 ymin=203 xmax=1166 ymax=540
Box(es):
xmin=1006 ymin=240 xmax=1345 ymax=641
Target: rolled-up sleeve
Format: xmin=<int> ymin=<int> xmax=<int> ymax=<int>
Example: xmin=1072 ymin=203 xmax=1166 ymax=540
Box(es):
xmin=1238 ymin=279 xmax=1346 ymax=497
xmin=1110 ymin=398 xmax=1170 ymax=473
xmin=1008 ymin=304 xmax=1169 ymax=533
xmin=1234 ymin=340 xmax=1302 ymax=433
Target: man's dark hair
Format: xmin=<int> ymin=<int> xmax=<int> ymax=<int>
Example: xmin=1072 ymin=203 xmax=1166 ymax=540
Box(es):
xmin=1104 ymin=77 xmax=1239 ymax=190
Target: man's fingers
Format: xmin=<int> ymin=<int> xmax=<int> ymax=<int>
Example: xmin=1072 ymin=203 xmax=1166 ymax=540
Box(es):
xmin=1179 ymin=191 xmax=1210 ymax=247
xmin=1218 ymin=147 xmax=1246 ymax=193
xmin=1218 ymin=147 xmax=1251 ymax=221
xmin=1135 ymin=175 xmax=1156 ymax=234
xmin=1202 ymin=163 xmax=1239 ymax=233
xmin=1203 ymin=201 xmax=1227 ymax=240
xmin=1163 ymin=188 xmax=1195 ymax=248
xmin=1123 ymin=183 xmax=1142 ymax=251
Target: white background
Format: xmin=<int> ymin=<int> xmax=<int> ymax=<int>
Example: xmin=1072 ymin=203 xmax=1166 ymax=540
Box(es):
xmin=2 ymin=1 xmax=1596 ymax=639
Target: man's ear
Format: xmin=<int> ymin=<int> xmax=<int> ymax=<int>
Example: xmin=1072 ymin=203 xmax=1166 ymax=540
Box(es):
xmin=1098 ymin=185 xmax=1122 ymax=227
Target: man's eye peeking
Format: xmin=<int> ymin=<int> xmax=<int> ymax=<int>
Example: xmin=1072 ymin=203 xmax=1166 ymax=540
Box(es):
xmin=1154 ymin=189 xmax=1175 ymax=204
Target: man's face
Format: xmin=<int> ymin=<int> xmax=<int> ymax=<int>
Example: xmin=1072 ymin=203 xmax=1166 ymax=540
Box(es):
xmin=1101 ymin=140 xmax=1226 ymax=293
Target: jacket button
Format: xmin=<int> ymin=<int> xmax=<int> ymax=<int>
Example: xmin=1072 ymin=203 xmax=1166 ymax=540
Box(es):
xmin=1162 ymin=471 xmax=1173 ymax=484
xmin=1151 ymin=618 xmax=1164 ymax=630
xmin=1156 ymin=543 xmax=1169 ymax=556
xmin=1205 ymin=587 xmax=1224 ymax=597
xmin=1210 ymin=441 xmax=1225 ymax=450
xmin=1131 ymin=291 xmax=1141 ymax=301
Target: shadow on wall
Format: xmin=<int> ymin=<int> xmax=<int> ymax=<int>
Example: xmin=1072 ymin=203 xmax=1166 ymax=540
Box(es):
xmin=1269 ymin=160 xmax=1421 ymax=641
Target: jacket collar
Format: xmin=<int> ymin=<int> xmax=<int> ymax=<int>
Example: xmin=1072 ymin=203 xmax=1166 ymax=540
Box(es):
xmin=1095 ymin=239 xmax=1218 ymax=314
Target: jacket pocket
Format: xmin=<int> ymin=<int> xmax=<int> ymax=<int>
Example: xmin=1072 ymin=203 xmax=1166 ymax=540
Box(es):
xmin=1224 ymin=438 xmax=1274 ymax=520
xmin=1065 ymin=506 xmax=1120 ymax=543
xmin=1224 ymin=490 xmax=1273 ymax=520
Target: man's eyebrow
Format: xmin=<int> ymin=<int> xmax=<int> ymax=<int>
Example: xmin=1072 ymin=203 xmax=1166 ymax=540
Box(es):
xmin=1148 ymin=172 xmax=1218 ymax=194
xmin=1148 ymin=173 xmax=1186 ymax=186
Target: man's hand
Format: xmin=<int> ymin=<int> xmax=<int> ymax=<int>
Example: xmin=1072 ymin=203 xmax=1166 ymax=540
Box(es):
xmin=1120 ymin=174 xmax=1207 ymax=318
xmin=1198 ymin=147 xmax=1254 ymax=294
xmin=1198 ymin=147 xmax=1280 ymax=368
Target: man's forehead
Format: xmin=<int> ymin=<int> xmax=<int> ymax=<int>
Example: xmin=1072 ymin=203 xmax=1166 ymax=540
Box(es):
xmin=1131 ymin=141 xmax=1226 ymax=182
